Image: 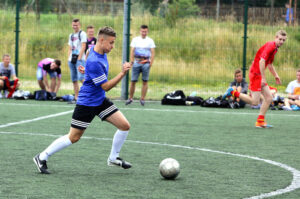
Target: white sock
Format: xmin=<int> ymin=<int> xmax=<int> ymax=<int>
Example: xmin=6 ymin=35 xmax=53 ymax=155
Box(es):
xmin=109 ymin=130 xmax=129 ymax=161
xmin=39 ymin=135 xmax=72 ymax=161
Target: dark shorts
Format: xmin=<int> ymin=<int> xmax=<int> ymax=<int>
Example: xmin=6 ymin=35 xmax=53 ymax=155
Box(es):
xmin=1 ymin=80 xmax=15 ymax=90
xmin=71 ymin=98 xmax=119 ymax=130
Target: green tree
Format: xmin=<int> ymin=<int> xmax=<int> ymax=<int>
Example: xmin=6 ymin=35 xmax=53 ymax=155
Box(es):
xmin=135 ymin=0 xmax=162 ymax=15
xmin=165 ymin=0 xmax=200 ymax=27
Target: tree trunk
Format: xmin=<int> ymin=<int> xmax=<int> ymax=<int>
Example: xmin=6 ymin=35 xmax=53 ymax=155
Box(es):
xmin=294 ymin=0 xmax=297 ymax=26
xmin=270 ymin=0 xmax=274 ymax=25
xmin=36 ymin=0 xmax=40 ymax=21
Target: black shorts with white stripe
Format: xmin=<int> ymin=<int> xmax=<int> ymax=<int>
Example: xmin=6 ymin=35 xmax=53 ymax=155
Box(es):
xmin=71 ymin=98 xmax=119 ymax=130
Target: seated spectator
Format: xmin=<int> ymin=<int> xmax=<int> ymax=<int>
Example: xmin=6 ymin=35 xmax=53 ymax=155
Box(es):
xmin=229 ymin=69 xmax=248 ymax=108
xmin=37 ymin=58 xmax=61 ymax=97
xmin=0 ymin=54 xmax=20 ymax=98
xmin=282 ymin=69 xmax=300 ymax=111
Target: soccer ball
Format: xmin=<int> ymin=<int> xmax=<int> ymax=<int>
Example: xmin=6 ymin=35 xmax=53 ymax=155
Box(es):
xmin=159 ymin=158 xmax=180 ymax=180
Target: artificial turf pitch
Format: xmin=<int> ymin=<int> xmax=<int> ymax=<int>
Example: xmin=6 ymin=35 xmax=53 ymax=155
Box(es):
xmin=0 ymin=99 xmax=300 ymax=199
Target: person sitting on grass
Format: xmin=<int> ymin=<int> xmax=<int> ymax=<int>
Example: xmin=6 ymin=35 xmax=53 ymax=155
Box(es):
xmin=228 ymin=69 xmax=248 ymax=108
xmin=282 ymin=69 xmax=300 ymax=111
xmin=0 ymin=54 xmax=20 ymax=98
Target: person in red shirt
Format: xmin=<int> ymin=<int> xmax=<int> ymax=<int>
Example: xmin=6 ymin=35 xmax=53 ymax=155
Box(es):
xmin=223 ymin=30 xmax=287 ymax=128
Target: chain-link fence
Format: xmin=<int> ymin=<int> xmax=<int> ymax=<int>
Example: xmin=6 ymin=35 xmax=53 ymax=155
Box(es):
xmin=0 ymin=0 xmax=299 ymax=99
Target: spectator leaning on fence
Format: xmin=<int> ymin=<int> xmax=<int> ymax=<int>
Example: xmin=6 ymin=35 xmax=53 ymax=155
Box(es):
xmin=126 ymin=25 xmax=156 ymax=106
xmin=0 ymin=54 xmax=20 ymax=98
xmin=36 ymin=58 xmax=62 ymax=97
xmin=282 ymin=69 xmax=300 ymax=111
xmin=229 ymin=69 xmax=248 ymax=108
xmin=68 ymin=18 xmax=87 ymax=103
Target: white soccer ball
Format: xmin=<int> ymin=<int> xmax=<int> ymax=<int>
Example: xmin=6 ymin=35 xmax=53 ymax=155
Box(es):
xmin=159 ymin=158 xmax=180 ymax=180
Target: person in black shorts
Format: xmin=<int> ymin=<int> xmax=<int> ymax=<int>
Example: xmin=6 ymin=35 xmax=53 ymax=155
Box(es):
xmin=33 ymin=26 xmax=133 ymax=174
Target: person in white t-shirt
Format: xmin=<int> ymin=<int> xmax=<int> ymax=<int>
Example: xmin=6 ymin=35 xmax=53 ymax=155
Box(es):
xmin=68 ymin=18 xmax=87 ymax=103
xmin=283 ymin=69 xmax=300 ymax=110
xmin=125 ymin=25 xmax=156 ymax=106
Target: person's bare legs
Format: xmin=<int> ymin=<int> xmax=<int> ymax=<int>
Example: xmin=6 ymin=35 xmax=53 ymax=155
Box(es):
xmin=129 ymin=81 xmax=136 ymax=100
xmin=50 ymin=78 xmax=56 ymax=93
xmin=259 ymin=85 xmax=273 ymax=116
xmin=38 ymin=80 xmax=46 ymax=90
xmin=141 ymin=81 xmax=148 ymax=101
xmin=238 ymin=92 xmax=261 ymax=105
xmin=73 ymin=81 xmax=79 ymax=100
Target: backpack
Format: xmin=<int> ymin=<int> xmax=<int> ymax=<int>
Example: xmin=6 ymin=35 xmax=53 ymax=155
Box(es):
xmin=201 ymin=96 xmax=229 ymax=108
xmin=34 ymin=90 xmax=52 ymax=100
xmin=186 ymin=96 xmax=204 ymax=105
xmin=161 ymin=90 xmax=186 ymax=105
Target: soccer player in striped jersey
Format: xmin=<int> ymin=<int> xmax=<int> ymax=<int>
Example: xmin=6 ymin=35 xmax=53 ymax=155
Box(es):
xmin=223 ymin=30 xmax=287 ymax=128
xmin=34 ymin=27 xmax=133 ymax=174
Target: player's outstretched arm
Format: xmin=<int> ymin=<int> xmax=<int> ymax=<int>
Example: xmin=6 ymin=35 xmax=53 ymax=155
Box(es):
xmin=101 ymin=62 xmax=132 ymax=92
xmin=267 ymin=64 xmax=281 ymax=84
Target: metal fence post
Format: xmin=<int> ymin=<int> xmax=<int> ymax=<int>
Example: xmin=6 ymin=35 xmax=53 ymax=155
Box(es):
xmin=15 ymin=0 xmax=20 ymax=76
xmin=242 ymin=0 xmax=248 ymax=79
xmin=121 ymin=0 xmax=131 ymax=100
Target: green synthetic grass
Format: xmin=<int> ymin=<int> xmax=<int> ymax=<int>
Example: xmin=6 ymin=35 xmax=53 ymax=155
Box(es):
xmin=0 ymin=99 xmax=300 ymax=198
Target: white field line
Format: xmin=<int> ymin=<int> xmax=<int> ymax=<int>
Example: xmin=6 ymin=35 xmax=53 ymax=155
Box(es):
xmin=0 ymin=131 xmax=299 ymax=199
xmin=0 ymin=110 xmax=73 ymax=128
xmin=1 ymin=102 xmax=300 ymax=117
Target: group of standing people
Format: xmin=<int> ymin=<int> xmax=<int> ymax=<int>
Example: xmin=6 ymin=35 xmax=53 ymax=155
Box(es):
xmin=36 ymin=18 xmax=97 ymax=102
xmin=35 ymin=20 xmax=156 ymax=105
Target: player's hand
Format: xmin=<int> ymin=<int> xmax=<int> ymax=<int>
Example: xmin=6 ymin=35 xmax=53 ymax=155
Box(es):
xmin=78 ymin=65 xmax=85 ymax=74
xmin=122 ymin=62 xmax=132 ymax=75
xmin=275 ymin=76 xmax=281 ymax=85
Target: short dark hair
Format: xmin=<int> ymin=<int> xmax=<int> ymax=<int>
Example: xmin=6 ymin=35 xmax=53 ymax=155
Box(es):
xmin=54 ymin=59 xmax=61 ymax=67
xmin=87 ymin=25 xmax=94 ymax=30
xmin=234 ymin=69 xmax=242 ymax=76
xmin=98 ymin=26 xmax=116 ymax=37
xmin=72 ymin=18 xmax=80 ymax=23
xmin=140 ymin=25 xmax=148 ymax=29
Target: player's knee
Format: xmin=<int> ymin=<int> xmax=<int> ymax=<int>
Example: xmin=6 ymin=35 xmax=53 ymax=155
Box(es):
xmin=69 ymin=134 xmax=82 ymax=143
xmin=252 ymin=100 xmax=260 ymax=106
xmin=120 ymin=121 xmax=130 ymax=131
xmin=265 ymin=96 xmax=273 ymax=104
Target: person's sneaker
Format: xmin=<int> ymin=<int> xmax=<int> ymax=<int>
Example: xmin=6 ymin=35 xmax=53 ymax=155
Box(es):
xmin=140 ymin=99 xmax=145 ymax=106
xmin=107 ymin=157 xmax=132 ymax=169
xmin=255 ymin=122 xmax=273 ymax=128
xmin=125 ymin=99 xmax=133 ymax=105
xmin=282 ymin=106 xmax=292 ymax=111
xmin=222 ymin=87 xmax=234 ymax=100
xmin=33 ymin=154 xmax=50 ymax=174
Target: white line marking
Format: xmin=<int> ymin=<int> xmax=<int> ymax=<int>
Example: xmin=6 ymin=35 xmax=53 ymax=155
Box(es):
xmin=1 ymin=102 xmax=300 ymax=117
xmin=0 ymin=110 xmax=73 ymax=128
xmin=0 ymin=102 xmax=73 ymax=108
xmin=0 ymin=131 xmax=299 ymax=199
